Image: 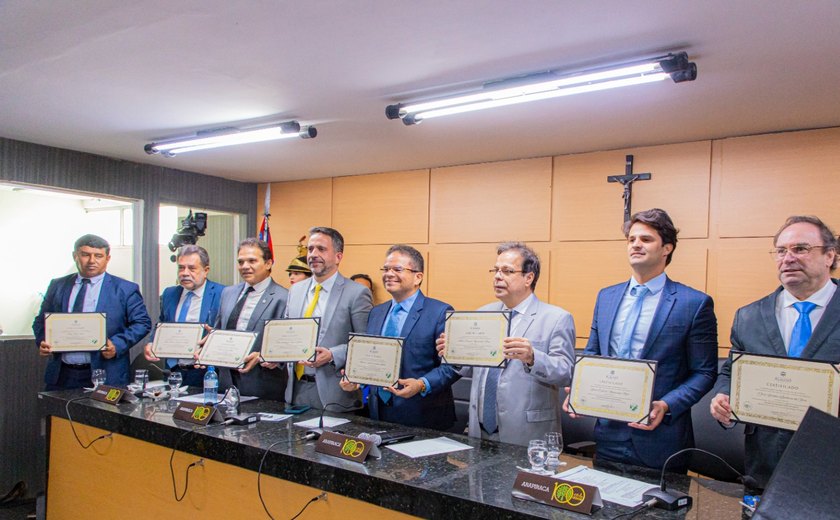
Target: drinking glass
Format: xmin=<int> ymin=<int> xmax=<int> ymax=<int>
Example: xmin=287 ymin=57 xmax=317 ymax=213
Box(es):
xmin=527 ymin=440 xmax=548 ymax=473
xmin=545 ymin=431 xmax=564 ymax=469
xmin=91 ymin=369 xmax=106 ymax=388
xmin=129 ymin=369 xmax=149 ymax=393
xmin=167 ymin=371 xmax=183 ymax=397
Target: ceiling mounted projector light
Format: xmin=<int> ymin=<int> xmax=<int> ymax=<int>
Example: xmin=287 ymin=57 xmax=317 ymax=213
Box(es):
xmin=145 ymin=120 xmax=315 ymax=157
xmin=385 ymin=52 xmax=697 ymax=125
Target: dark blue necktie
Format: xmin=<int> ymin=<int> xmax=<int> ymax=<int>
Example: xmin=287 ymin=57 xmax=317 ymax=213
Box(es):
xmin=482 ymin=309 xmax=515 ymax=433
xmin=379 ymin=303 xmax=403 ymax=405
xmin=177 ymin=291 xmax=194 ymax=322
xmin=789 ymin=301 xmax=817 ymax=357
xmin=71 ymin=278 xmax=91 ymax=312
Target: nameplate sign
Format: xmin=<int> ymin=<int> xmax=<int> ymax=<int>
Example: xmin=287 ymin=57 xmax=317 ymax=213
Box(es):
xmin=173 ymin=403 xmax=220 ymax=426
xmin=91 ymin=385 xmax=125 ymax=405
xmin=512 ymin=471 xmax=602 ymax=515
xmin=315 ymin=431 xmax=371 ymax=463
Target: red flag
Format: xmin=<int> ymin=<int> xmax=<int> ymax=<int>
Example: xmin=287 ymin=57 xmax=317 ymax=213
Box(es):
xmin=259 ymin=184 xmax=274 ymax=256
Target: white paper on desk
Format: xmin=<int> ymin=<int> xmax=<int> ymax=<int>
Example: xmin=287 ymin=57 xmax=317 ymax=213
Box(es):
xmin=556 ymin=465 xmax=658 ymax=508
xmin=258 ymin=413 xmax=292 ymax=422
xmin=293 ymin=416 xmax=351 ymax=428
xmin=174 ymin=393 xmax=258 ymax=404
xmin=385 ymin=436 xmax=473 ymax=458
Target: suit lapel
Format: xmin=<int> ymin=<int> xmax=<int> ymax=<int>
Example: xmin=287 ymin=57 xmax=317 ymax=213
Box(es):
xmin=60 ymin=274 xmax=77 ymax=312
xmin=95 ymin=273 xmax=112 ymax=313
xmin=801 ymin=281 xmax=840 ymax=358
xmin=198 ymin=284 xmax=212 ymax=323
xmin=169 ymin=286 xmax=184 ymax=320
xmin=760 ymin=289 xmax=788 ymax=356
xmin=369 ymin=303 xmax=388 ymax=335
xmin=320 ymin=274 xmax=345 ymax=334
xmin=224 ymin=283 xmax=245 ymax=325
xmin=399 ymin=291 xmax=425 ymax=338
xmin=640 ymin=278 xmax=676 ymax=359
xmin=599 ymin=283 xmax=627 ymax=355
xmin=248 ymin=281 xmax=275 ymax=329
xmin=517 ymin=299 xmax=536 ymax=337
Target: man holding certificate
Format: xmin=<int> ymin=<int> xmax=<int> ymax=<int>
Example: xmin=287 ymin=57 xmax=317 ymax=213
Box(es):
xmin=340 ymin=245 xmax=460 ymax=431
xmin=569 ymin=209 xmax=718 ymax=472
xmin=711 ymin=215 xmax=840 ymax=490
xmin=33 ymin=234 xmax=152 ymax=389
xmin=437 ymin=242 xmax=576 ymax=446
xmin=143 ymin=245 xmax=225 ymax=387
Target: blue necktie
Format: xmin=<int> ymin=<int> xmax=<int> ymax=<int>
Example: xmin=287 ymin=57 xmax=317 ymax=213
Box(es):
xmin=72 ymin=278 xmax=90 ymax=312
xmin=379 ymin=303 xmax=403 ymax=405
xmin=177 ymin=291 xmax=194 ymax=323
xmin=617 ymin=285 xmax=649 ymax=358
xmin=788 ymin=301 xmax=817 ymax=358
xmin=482 ymin=309 xmax=515 ymax=434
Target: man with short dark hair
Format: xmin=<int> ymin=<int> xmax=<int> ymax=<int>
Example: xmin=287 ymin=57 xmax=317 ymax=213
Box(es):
xmin=568 ymin=208 xmax=718 ymax=472
xmin=34 ymin=234 xmax=152 ymax=389
xmin=143 ymin=245 xmax=225 ymax=387
xmin=340 ymin=245 xmax=459 ymax=430
xmin=711 ymin=215 xmax=840 ymax=491
xmin=437 ymin=242 xmax=576 ymax=446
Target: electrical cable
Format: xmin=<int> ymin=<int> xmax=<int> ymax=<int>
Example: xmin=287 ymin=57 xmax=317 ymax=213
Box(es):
xmin=290 ymin=492 xmax=327 ymax=520
xmin=168 ymin=421 xmax=231 ymax=502
xmin=64 ymin=396 xmax=113 ymax=449
xmin=257 ymin=434 xmax=310 ymax=519
xmin=609 ymin=498 xmax=658 ymax=519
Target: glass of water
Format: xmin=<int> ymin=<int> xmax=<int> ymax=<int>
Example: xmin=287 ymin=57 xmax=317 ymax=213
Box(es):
xmin=545 ymin=431 xmax=564 ymax=469
xmin=91 ymin=369 xmax=106 ymax=389
xmin=128 ymin=369 xmax=149 ymax=394
xmin=527 ymin=440 xmax=548 ymax=473
xmin=168 ymin=371 xmax=183 ymax=397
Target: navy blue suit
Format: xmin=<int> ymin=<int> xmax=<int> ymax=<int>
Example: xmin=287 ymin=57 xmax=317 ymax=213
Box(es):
xmin=33 ymin=272 xmax=152 ymax=387
xmin=366 ymin=291 xmax=460 ymax=431
xmin=584 ymin=277 xmax=718 ymax=469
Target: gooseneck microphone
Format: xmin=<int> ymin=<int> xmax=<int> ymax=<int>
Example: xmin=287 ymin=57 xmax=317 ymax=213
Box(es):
xmin=304 ymin=401 xmax=362 ymax=440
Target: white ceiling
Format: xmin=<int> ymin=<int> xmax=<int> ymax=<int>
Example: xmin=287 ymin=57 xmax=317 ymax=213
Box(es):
xmin=2 ymin=1 xmax=839 ymax=183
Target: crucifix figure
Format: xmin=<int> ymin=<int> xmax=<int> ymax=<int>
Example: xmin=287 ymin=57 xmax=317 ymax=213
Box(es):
xmin=607 ymin=155 xmax=651 ymax=223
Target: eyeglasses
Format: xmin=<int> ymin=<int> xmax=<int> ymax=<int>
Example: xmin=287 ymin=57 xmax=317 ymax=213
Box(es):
xmin=769 ymin=244 xmax=834 ymax=259
xmin=380 ymin=266 xmax=419 ymax=274
xmin=489 ymin=267 xmax=524 ymax=276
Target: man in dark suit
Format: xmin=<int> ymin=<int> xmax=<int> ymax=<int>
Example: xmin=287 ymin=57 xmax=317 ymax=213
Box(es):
xmin=711 ymin=215 xmax=840 ymax=490
xmin=567 ymin=208 xmax=718 ymax=472
xmin=34 ymin=234 xmax=152 ymax=389
xmin=340 ymin=245 xmax=459 ymax=430
xmin=143 ymin=245 xmax=224 ymax=387
xmin=214 ymin=238 xmax=288 ymax=400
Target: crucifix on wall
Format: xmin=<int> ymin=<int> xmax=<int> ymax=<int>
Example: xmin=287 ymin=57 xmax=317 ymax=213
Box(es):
xmin=607 ymin=155 xmax=651 ymax=223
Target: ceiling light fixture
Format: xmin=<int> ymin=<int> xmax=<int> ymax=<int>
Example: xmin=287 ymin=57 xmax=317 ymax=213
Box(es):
xmin=386 ymin=52 xmax=697 ymax=125
xmin=144 ymin=121 xmax=317 ymax=157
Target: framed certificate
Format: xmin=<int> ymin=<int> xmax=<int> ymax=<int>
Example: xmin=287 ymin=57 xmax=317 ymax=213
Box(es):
xmin=44 ymin=312 xmax=107 ymax=352
xmin=729 ymin=351 xmax=840 ymax=431
xmin=260 ymin=318 xmax=320 ymax=363
xmin=151 ymin=323 xmax=204 ymax=359
xmin=345 ymin=333 xmax=403 ymax=387
xmin=442 ymin=311 xmax=510 ymax=367
xmin=568 ymin=355 xmax=657 ymax=424
xmin=197 ymin=330 xmax=258 ymax=368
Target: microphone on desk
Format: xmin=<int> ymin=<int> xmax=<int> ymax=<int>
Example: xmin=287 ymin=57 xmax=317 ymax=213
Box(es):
xmin=305 ymin=401 xmax=362 ymax=441
xmin=643 ymin=447 xmax=757 ymax=511
xmin=146 ymin=363 xmax=171 ymax=380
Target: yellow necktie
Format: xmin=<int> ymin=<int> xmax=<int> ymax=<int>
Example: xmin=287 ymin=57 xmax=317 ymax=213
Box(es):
xmin=296 ymin=284 xmax=322 ymax=379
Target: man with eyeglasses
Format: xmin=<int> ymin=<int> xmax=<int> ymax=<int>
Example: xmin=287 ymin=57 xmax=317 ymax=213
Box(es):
xmin=339 ymin=245 xmax=460 ymax=430
xmin=566 ymin=208 xmax=718 ymax=473
xmin=437 ymin=242 xmax=575 ymax=446
xmin=710 ymin=215 xmax=840 ymax=491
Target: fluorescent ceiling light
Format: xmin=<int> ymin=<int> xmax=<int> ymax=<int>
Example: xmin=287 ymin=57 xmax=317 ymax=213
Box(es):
xmin=386 ymin=52 xmax=697 ymax=125
xmin=145 ymin=121 xmax=317 ymax=157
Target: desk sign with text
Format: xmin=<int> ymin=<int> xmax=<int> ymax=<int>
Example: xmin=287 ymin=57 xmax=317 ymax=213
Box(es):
xmin=729 ymin=351 xmax=840 ymax=431
xmin=151 ymin=323 xmax=204 ymax=359
xmin=315 ymin=431 xmax=372 ymax=463
xmin=173 ymin=402 xmax=221 ymax=425
xmin=345 ymin=334 xmax=402 ymax=387
xmin=197 ymin=330 xmax=257 ymax=368
xmin=91 ymin=385 xmax=126 ymax=405
xmin=442 ymin=311 xmax=510 ymax=367
xmin=260 ymin=317 xmax=320 ymax=363
xmin=512 ymin=471 xmax=602 ymax=515
xmin=44 ymin=312 xmax=107 ymax=352
xmin=568 ymin=355 xmax=657 ymax=425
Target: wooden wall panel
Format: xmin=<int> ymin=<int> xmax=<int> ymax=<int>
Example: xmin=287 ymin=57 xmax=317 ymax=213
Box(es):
xmin=332 ymin=170 xmax=429 ymax=245
xmin=429 ymin=158 xmax=552 ymax=243
xmin=553 ymin=141 xmax=712 ymax=241
xmin=718 ymin=128 xmax=840 ymax=237
xmin=259 ymin=178 xmax=332 ymax=245
xmin=428 ymin=244 xmax=550 ymax=311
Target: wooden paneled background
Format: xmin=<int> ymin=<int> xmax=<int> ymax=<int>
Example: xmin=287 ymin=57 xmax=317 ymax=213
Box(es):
xmin=259 ymin=127 xmax=840 ymax=355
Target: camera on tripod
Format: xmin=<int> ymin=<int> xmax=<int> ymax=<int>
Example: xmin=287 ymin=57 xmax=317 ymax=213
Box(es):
xmin=168 ymin=210 xmax=207 ymax=261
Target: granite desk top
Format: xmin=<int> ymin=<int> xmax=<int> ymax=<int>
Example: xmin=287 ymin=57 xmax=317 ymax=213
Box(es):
xmin=39 ymin=390 xmax=741 ymax=519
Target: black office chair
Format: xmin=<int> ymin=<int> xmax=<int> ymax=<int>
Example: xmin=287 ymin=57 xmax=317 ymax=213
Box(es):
xmin=448 ymin=376 xmax=471 ymax=434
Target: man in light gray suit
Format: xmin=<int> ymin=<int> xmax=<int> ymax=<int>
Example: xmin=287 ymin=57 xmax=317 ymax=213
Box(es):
xmin=711 ymin=215 xmax=840 ymax=491
xmin=282 ymin=227 xmax=372 ymax=410
xmin=437 ymin=242 xmax=575 ymax=446
xmin=215 ymin=238 xmax=288 ymax=400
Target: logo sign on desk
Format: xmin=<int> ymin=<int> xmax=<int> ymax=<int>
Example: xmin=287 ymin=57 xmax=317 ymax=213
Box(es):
xmin=512 ymin=471 xmax=602 ymax=515
xmin=315 ymin=431 xmax=371 ymax=463
xmin=90 ymin=385 xmax=125 ymax=405
xmin=173 ymin=403 xmax=220 ymax=426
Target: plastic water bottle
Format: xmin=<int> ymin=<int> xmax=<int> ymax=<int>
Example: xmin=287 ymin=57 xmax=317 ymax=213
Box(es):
xmin=203 ymin=366 xmax=218 ymax=405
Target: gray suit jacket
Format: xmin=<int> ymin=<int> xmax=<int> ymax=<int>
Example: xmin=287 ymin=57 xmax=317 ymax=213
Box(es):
xmin=468 ymin=296 xmax=576 ymax=446
xmin=284 ymin=273 xmax=373 ymax=408
xmin=215 ymin=279 xmax=288 ymax=400
xmin=714 ymin=281 xmax=840 ymax=489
